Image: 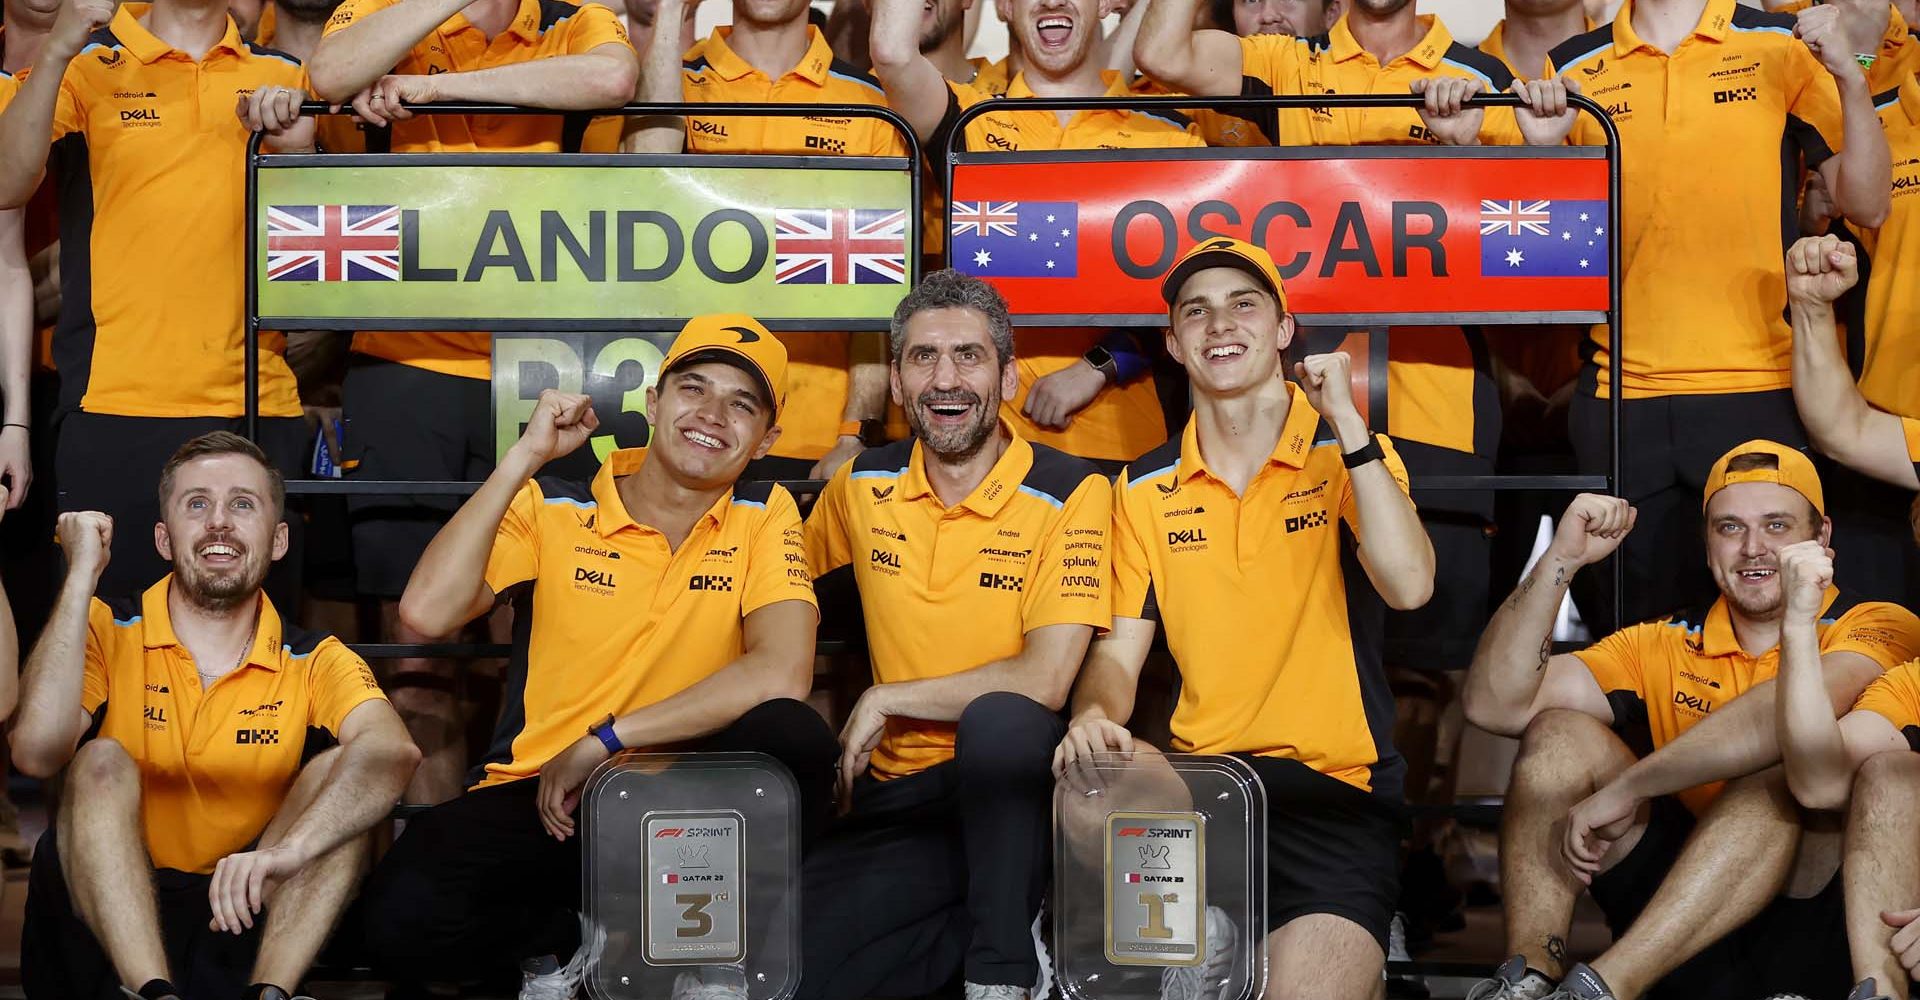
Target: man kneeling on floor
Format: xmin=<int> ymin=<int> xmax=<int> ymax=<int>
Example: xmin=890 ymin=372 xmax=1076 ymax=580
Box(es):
xmin=358 ymin=315 xmax=839 ymax=998
xmin=12 ymin=432 xmax=420 ymax=1000
xmin=1461 ymin=444 xmax=1920 ymax=1000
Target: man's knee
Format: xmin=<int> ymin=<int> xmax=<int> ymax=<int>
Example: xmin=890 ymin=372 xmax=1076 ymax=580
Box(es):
xmin=1513 ymin=709 xmax=1625 ymax=783
xmin=955 ymin=692 xmax=1061 ymax=779
xmin=730 ymin=698 xmax=838 ymax=772
xmin=67 ymin=739 xmax=138 ymax=796
xmin=1854 ymin=750 xmax=1920 ymax=812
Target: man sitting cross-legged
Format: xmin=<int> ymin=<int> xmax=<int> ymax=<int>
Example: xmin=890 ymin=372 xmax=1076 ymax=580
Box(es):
xmin=12 ymin=432 xmax=420 ymax=1000
xmin=1461 ymin=447 xmax=1920 ymax=1000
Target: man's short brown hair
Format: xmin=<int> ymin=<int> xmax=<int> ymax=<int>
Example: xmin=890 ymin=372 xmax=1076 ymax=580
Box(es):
xmin=156 ymin=432 xmax=286 ymax=519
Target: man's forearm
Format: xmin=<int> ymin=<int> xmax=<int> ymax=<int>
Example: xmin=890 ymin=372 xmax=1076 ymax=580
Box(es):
xmin=841 ymin=334 xmax=888 ymax=422
xmin=1833 ymin=73 xmax=1893 ymax=227
xmin=1791 ymin=298 xmax=1882 ymax=460
xmin=431 ymin=50 xmax=638 ymax=110
xmin=279 ymin=735 xmax=417 ymax=863
xmin=13 ymin=575 xmax=94 ymax=775
xmin=611 ymin=646 xmax=812 ymax=749
xmin=1777 ymin=622 xmax=1855 ymax=808
xmin=623 ymin=0 xmax=688 ymax=153
xmin=398 ymin=444 xmax=541 ymax=635
xmin=1616 ymin=683 xmax=1784 ymax=799
xmin=308 ymin=0 xmax=469 ymax=100
xmin=1134 ymin=0 xmax=1207 ymax=92
xmin=1463 ymin=553 xmax=1577 ymax=736
xmin=1334 ymin=413 xmax=1433 ymax=607
xmin=1067 ymin=651 xmax=1141 ymax=727
xmin=883 ymin=635 xmax=1089 ymax=719
xmin=0 ymin=211 xmax=31 ymax=427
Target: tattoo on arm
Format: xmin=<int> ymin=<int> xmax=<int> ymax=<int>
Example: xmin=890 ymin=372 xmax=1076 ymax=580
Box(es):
xmin=1508 ymin=572 xmax=1538 ymax=609
xmin=1551 ymin=565 xmax=1566 ymax=588
xmin=1538 ymin=636 xmax=1552 ymax=671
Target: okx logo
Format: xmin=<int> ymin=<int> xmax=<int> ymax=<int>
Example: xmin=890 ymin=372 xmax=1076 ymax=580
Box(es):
xmin=1285 ymin=510 xmax=1329 ymax=533
xmin=1713 ymin=87 xmax=1756 ymax=104
xmin=978 ymin=571 xmax=1023 ymax=592
xmin=235 ymin=728 xmax=281 ymax=746
xmin=689 ymin=574 xmax=734 ymax=592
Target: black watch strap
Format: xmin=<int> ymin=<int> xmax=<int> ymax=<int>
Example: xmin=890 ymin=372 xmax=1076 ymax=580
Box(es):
xmin=1342 ymin=434 xmax=1385 ymax=469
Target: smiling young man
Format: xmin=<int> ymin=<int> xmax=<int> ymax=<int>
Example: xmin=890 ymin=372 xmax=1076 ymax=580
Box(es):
xmin=1459 ymin=444 xmax=1920 ymax=1000
xmin=356 ymin=315 xmax=837 ymax=999
xmin=1054 ymin=239 xmax=1432 ymax=1000
xmin=11 ymin=433 xmax=418 ymax=1000
xmin=797 ymin=270 xmax=1112 ymax=1000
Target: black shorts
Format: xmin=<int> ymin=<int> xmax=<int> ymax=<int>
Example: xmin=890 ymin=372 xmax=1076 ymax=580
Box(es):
xmin=22 ymin=827 xmax=262 ymax=1000
xmin=1236 ymin=755 xmax=1404 ymax=953
xmin=1588 ymin=795 xmax=1849 ymax=1000
xmin=1569 ymin=384 xmax=1807 ymax=627
xmin=54 ymin=411 xmax=308 ymax=603
xmin=1385 ymin=512 xmax=1492 ymax=670
xmin=342 ymin=356 xmax=493 ymax=598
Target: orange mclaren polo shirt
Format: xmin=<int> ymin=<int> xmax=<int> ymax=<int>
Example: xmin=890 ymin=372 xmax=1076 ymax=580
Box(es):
xmin=476 ymin=447 xmax=816 ymax=786
xmin=48 ymin=4 xmax=306 ymax=417
xmin=85 ymin=579 xmax=389 ymax=873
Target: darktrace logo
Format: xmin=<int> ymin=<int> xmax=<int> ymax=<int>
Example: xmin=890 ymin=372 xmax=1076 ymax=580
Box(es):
xmin=871 ymin=485 xmax=895 ymax=501
xmin=1713 ymin=87 xmax=1757 ymax=105
xmin=805 ymin=134 xmax=846 ymax=153
xmin=689 ymin=574 xmax=734 ymax=592
xmin=575 ymin=566 xmax=618 ymax=589
xmin=235 ymin=728 xmax=281 ymax=746
xmin=978 ymin=571 xmax=1024 ymax=592
xmin=1285 ymin=510 xmax=1329 ymax=533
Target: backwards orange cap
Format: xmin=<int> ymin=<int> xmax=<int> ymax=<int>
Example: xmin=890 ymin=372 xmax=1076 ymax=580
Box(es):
xmin=1702 ymin=439 xmax=1825 ymax=515
xmin=659 ymin=314 xmax=789 ymax=417
xmin=1160 ymin=237 xmax=1290 ymax=313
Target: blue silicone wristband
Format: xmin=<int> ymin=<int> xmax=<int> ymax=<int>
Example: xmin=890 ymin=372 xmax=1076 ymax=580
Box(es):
xmin=592 ymin=721 xmax=624 ymax=754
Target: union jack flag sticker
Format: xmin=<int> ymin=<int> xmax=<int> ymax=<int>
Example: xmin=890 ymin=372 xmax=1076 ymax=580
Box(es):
xmin=266 ymin=204 xmax=402 ymax=282
xmin=772 ymin=208 xmax=907 ymax=285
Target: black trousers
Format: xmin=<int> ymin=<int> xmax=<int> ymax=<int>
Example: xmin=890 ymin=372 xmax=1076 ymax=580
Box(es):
xmin=22 ymin=826 xmax=262 ymax=999
xmin=797 ymin=692 xmax=1064 ymax=998
xmin=356 ymin=698 xmax=837 ymax=981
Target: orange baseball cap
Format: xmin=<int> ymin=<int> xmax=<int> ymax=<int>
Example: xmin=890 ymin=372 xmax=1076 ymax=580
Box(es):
xmin=1159 ymin=237 xmax=1290 ymax=313
xmin=1703 ymin=439 xmax=1825 ymax=515
xmin=659 ymin=314 xmax=789 ymax=416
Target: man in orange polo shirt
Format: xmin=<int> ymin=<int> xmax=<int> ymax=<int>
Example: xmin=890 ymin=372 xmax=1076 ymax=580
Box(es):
xmin=307 ymin=0 xmax=634 ymax=805
xmin=0 ymin=0 xmax=320 ymax=601
xmin=11 ymin=433 xmax=418 ymax=1000
xmin=1528 ymin=0 xmax=1893 ymax=625
xmin=1460 ymin=444 xmax=1920 ymax=1000
xmin=798 ymin=271 xmax=1111 ymax=1000
xmin=357 ymin=316 xmax=836 ymax=996
xmin=1057 ymin=240 xmax=1434 ymax=998
xmin=870 ymin=0 xmax=1188 ymax=468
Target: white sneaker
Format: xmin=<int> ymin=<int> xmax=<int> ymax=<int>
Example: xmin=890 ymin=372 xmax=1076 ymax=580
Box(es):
xmin=1030 ymin=905 xmax=1055 ymax=1000
xmin=1466 ymin=956 xmax=1558 ymax=1000
xmin=670 ymin=965 xmax=751 ymax=1000
xmin=519 ymin=918 xmax=606 ymax=1000
xmin=1158 ymin=905 xmax=1237 ymax=1000
xmin=965 ymin=984 xmax=1030 ymax=1000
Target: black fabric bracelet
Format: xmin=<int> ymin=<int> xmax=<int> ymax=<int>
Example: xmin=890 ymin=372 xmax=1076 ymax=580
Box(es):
xmin=1342 ymin=434 xmax=1384 ymax=469
xmin=1 ymin=423 xmax=25 ymax=430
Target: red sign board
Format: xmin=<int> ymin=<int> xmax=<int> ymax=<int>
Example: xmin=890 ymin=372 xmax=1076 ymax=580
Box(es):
xmin=946 ymin=150 xmax=1611 ymax=325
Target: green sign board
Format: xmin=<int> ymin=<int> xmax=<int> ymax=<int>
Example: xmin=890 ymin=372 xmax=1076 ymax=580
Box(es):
xmin=254 ymin=155 xmax=915 ymax=330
